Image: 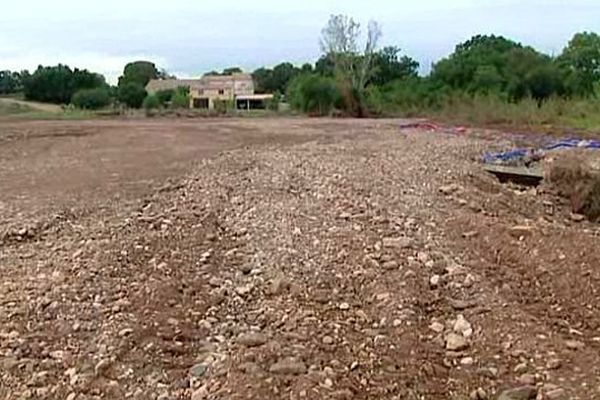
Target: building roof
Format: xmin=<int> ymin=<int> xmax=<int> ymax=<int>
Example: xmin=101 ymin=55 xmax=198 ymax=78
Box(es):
xmin=146 ymin=73 xmax=253 ymax=93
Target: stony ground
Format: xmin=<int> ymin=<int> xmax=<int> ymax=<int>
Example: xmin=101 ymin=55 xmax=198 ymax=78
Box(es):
xmin=1 ymin=118 xmax=599 ymax=400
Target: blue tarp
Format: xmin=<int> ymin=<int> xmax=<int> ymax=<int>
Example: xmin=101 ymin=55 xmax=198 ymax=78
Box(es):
xmin=482 ymin=138 xmax=600 ymax=164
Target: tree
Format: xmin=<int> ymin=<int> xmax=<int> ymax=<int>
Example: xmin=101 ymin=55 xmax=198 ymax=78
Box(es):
xmin=319 ymin=14 xmax=382 ymax=115
xmin=71 ymin=87 xmax=111 ymax=109
xmin=252 ymin=64 xmax=301 ymax=94
xmin=558 ymin=32 xmax=600 ymax=96
xmin=222 ymin=67 xmax=243 ymax=75
xmin=0 ymin=70 xmax=25 ymax=94
xmin=320 ymin=14 xmax=382 ymax=91
xmin=118 ymin=82 xmax=147 ymax=108
xmin=118 ymin=61 xmax=159 ymax=87
xmin=23 ymin=65 xmax=106 ymax=104
xmin=287 ymin=73 xmax=338 ymax=116
xmin=370 ymin=46 xmax=419 ymax=86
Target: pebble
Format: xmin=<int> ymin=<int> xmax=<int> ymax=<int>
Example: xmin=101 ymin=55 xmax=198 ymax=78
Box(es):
xmin=439 ymin=184 xmax=460 ymax=195
xmin=509 ymin=225 xmax=534 ymax=239
xmin=565 ymin=340 xmax=585 ymax=350
xmin=570 ymin=213 xmax=585 ymax=222
xmin=460 ymin=357 xmax=474 ymax=366
xmin=382 ymin=261 xmax=399 ymax=270
xmin=382 ymin=237 xmax=413 ymax=249
xmin=269 ymin=358 xmax=307 ymax=375
xmin=237 ymin=332 xmax=268 ymax=347
xmin=518 ymin=373 xmax=536 ymax=385
xmin=546 ymin=358 xmax=562 ymax=370
xmin=453 ymin=315 xmax=473 ymax=338
xmin=429 ymin=321 xmax=445 ymax=333
xmin=322 ymin=336 xmax=334 ymax=345
xmin=324 ymin=378 xmax=334 ymax=388
xmin=189 ymin=363 xmax=208 ymax=377
xmin=514 ymin=362 xmax=528 ymax=373
xmin=497 ymin=386 xmax=537 ymax=400
xmin=429 ymin=274 xmax=441 ymax=288
xmin=94 ymin=359 xmax=111 ymax=376
xmin=339 ymin=303 xmax=350 ymax=311
xmin=445 ymin=333 xmax=469 ymax=351
xmin=544 ymin=388 xmax=567 ymax=400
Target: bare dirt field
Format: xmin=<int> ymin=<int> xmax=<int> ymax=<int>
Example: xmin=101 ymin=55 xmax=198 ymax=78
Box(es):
xmin=1 ymin=118 xmax=599 ymax=400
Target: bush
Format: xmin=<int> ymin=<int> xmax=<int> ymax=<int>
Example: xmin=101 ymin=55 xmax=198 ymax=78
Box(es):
xmin=71 ymin=88 xmax=111 ymax=109
xmin=170 ymin=88 xmax=189 ymax=109
xmin=287 ymin=74 xmax=338 ymax=116
xmin=118 ymin=82 xmax=147 ymax=108
xmin=156 ymin=89 xmax=174 ymax=106
xmin=143 ymin=94 xmax=160 ymax=110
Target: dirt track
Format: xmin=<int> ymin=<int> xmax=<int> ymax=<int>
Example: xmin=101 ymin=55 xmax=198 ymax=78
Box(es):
xmin=1 ymin=118 xmax=599 ymax=400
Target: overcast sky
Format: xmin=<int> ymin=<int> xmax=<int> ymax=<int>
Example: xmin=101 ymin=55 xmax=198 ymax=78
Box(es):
xmin=1 ymin=0 xmax=598 ymax=84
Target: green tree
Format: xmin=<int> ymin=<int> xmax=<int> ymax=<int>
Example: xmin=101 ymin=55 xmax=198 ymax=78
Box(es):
xmin=370 ymin=46 xmax=419 ymax=86
xmin=287 ymin=73 xmax=338 ymax=116
xmin=0 ymin=70 xmax=25 ymax=94
xmin=558 ymin=32 xmax=600 ymax=96
xmin=118 ymin=82 xmax=147 ymax=108
xmin=23 ymin=65 xmax=106 ymax=104
xmin=71 ymin=87 xmax=111 ymax=109
xmin=118 ymin=61 xmax=159 ymax=87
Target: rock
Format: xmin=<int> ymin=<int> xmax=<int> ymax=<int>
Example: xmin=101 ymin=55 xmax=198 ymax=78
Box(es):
xmin=497 ymin=386 xmax=537 ymax=400
xmin=544 ymin=388 xmax=567 ymax=400
xmin=429 ymin=322 xmax=445 ymax=334
xmin=439 ymin=184 xmax=460 ymax=195
xmin=565 ymin=340 xmax=585 ymax=350
xmin=66 ymin=393 xmax=77 ymax=400
xmin=462 ymin=231 xmax=479 ymax=239
xmin=382 ymin=237 xmax=413 ymax=249
xmin=460 ymin=357 xmax=474 ymax=366
xmin=235 ymin=285 xmax=253 ymax=297
xmin=191 ymin=385 xmax=208 ymax=400
xmin=239 ymin=264 xmax=253 ymax=275
xmin=189 ymin=363 xmax=208 ymax=377
xmin=239 ymin=362 xmax=262 ymax=374
xmin=119 ymin=328 xmax=134 ymax=337
xmin=445 ymin=333 xmax=469 ymax=351
xmin=546 ymin=358 xmax=562 ymax=370
xmin=382 ymin=261 xmax=399 ymax=270
xmin=237 ymin=332 xmax=268 ymax=347
xmin=570 ymin=213 xmax=585 ymax=222
xmin=269 ymin=358 xmax=307 ymax=375
xmin=392 ymin=319 xmax=402 ymax=327
xmin=453 ymin=315 xmax=473 ymax=338
xmin=270 ymin=276 xmax=290 ymax=295
xmin=94 ymin=359 xmax=111 ymax=376
xmin=324 ymin=378 xmax=334 ymax=388
xmin=509 ymin=225 xmax=534 ymax=239
xmin=429 ymin=275 xmax=441 ymax=288
xmin=470 ymin=388 xmax=487 ymax=400
xmin=513 ymin=363 xmax=528 ymax=374
xmin=339 ymin=302 xmax=350 ymax=311
xmin=518 ymin=373 xmax=536 ymax=385
xmin=322 ymin=336 xmax=334 ymax=345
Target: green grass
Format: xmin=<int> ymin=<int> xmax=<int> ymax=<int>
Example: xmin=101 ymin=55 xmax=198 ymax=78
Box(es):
xmin=397 ymin=95 xmax=600 ymax=137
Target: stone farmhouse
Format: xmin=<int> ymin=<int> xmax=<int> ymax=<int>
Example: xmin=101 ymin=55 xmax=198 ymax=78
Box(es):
xmin=146 ymin=73 xmax=273 ymax=110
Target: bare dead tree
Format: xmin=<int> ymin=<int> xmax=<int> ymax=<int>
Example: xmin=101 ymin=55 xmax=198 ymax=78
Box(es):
xmin=320 ymin=15 xmax=382 ymax=92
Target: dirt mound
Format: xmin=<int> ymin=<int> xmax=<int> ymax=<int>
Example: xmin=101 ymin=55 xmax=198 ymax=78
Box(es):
xmin=546 ymin=149 xmax=600 ymax=220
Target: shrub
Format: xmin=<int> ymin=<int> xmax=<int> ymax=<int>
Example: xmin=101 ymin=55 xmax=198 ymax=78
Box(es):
xmin=143 ymin=94 xmax=160 ymax=110
xmin=156 ymin=89 xmax=174 ymax=106
xmin=118 ymin=82 xmax=147 ymax=108
xmin=287 ymin=74 xmax=338 ymax=116
xmin=170 ymin=88 xmax=189 ymax=109
xmin=71 ymin=88 xmax=111 ymax=109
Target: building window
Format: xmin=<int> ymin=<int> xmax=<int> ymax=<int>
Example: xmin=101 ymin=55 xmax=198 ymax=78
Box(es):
xmin=218 ymin=89 xmax=225 ymax=95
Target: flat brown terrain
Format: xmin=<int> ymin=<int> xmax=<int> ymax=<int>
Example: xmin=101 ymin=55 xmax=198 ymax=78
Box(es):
xmin=1 ymin=118 xmax=599 ymax=400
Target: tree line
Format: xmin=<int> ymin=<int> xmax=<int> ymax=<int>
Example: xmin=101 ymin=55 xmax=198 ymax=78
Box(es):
xmin=1 ymin=14 xmax=599 ymax=116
